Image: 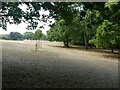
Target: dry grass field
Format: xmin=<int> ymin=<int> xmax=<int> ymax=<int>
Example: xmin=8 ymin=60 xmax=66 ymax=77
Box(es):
xmin=1 ymin=40 xmax=118 ymax=88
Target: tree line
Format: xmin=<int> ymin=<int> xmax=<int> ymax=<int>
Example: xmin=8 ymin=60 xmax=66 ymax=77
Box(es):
xmin=2 ymin=29 xmax=47 ymax=40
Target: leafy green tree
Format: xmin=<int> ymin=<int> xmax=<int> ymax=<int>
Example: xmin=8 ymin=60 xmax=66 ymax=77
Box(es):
xmin=89 ymin=20 xmax=120 ymax=53
xmin=9 ymin=32 xmax=23 ymax=40
xmin=88 ymin=2 xmax=120 ymax=52
xmin=47 ymin=19 xmax=72 ymax=47
xmin=33 ymin=29 xmax=42 ymax=40
xmin=33 ymin=29 xmax=42 ymax=50
xmin=47 ymin=11 xmax=98 ymax=48
xmin=70 ymin=10 xmax=99 ymax=49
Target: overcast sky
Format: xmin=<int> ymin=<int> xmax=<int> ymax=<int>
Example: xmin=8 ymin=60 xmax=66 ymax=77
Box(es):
xmin=0 ymin=22 xmax=52 ymax=35
xmin=0 ymin=4 xmax=55 ymax=35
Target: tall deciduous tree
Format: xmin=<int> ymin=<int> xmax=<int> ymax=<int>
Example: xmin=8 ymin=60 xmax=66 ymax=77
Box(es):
xmin=47 ymin=19 xmax=72 ymax=47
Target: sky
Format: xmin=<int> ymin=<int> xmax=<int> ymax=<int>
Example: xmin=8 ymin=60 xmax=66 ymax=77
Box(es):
xmin=0 ymin=22 xmax=51 ymax=35
xmin=0 ymin=4 xmax=55 ymax=35
xmin=0 ymin=19 xmax=54 ymax=35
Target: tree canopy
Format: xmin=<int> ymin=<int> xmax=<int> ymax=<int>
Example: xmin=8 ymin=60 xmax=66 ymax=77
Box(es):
xmin=1 ymin=2 xmax=77 ymax=30
xmin=33 ymin=29 xmax=42 ymax=40
xmin=47 ymin=2 xmax=120 ymax=52
xmin=23 ymin=32 xmax=34 ymax=40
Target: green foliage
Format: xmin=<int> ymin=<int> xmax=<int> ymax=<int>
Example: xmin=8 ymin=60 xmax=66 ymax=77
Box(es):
xmin=23 ymin=32 xmax=34 ymax=40
xmin=90 ymin=20 xmax=120 ymax=49
xmin=33 ymin=29 xmax=42 ymax=40
xmin=47 ymin=10 xmax=99 ymax=47
xmin=9 ymin=32 xmax=23 ymax=40
xmin=47 ymin=19 xmax=64 ymax=41
xmin=47 ymin=19 xmax=71 ymax=47
xmin=41 ymin=33 xmax=47 ymax=40
xmin=1 ymin=34 xmax=10 ymax=40
xmin=1 ymin=2 xmax=77 ymax=30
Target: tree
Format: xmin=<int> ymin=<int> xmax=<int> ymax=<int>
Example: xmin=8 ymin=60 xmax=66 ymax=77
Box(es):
xmin=47 ymin=11 xmax=98 ymax=48
xmin=23 ymin=32 xmax=34 ymax=40
xmin=33 ymin=29 xmax=42 ymax=40
xmin=88 ymin=2 xmax=120 ymax=53
xmin=47 ymin=19 xmax=72 ymax=47
xmin=9 ymin=32 xmax=23 ymax=40
xmin=33 ymin=29 xmax=42 ymax=50
xmin=89 ymin=20 xmax=120 ymax=53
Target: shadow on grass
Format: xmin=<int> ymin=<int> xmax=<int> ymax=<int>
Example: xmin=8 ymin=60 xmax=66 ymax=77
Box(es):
xmin=49 ymin=45 xmax=120 ymax=60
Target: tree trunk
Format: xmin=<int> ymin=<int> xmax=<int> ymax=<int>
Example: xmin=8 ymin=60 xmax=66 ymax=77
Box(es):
xmin=111 ymin=49 xmax=114 ymax=53
xmin=63 ymin=35 xmax=69 ymax=48
xmin=63 ymin=41 xmax=69 ymax=48
xmin=66 ymin=41 xmax=69 ymax=48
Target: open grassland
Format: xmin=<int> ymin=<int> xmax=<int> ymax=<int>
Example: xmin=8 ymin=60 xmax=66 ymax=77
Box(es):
xmin=1 ymin=40 xmax=118 ymax=88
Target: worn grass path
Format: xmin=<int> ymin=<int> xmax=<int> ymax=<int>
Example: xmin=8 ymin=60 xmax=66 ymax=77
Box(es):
xmin=1 ymin=40 xmax=118 ymax=88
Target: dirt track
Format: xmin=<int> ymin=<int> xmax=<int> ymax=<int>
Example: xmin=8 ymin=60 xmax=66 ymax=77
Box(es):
xmin=2 ymin=40 xmax=118 ymax=88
